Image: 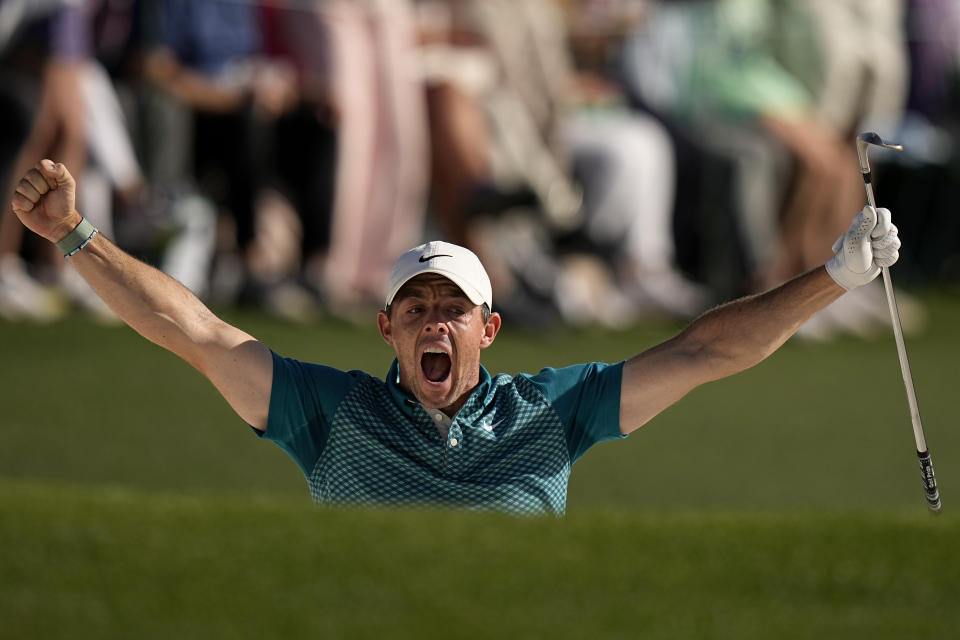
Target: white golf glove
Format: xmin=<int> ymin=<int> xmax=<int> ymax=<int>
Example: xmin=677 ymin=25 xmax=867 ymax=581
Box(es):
xmin=825 ymin=206 xmax=900 ymax=291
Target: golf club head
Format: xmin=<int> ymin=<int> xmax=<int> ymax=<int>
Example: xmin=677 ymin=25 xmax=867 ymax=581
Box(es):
xmin=857 ymin=131 xmax=903 ymax=173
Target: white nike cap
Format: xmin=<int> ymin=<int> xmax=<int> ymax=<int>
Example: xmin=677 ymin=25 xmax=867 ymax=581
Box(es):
xmin=385 ymin=241 xmax=493 ymax=310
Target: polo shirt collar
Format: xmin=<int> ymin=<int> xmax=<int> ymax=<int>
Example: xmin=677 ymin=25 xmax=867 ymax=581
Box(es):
xmin=385 ymin=358 xmax=493 ymax=419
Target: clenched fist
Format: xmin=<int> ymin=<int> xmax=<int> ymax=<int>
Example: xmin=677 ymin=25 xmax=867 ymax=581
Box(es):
xmin=10 ymin=159 xmax=81 ymax=244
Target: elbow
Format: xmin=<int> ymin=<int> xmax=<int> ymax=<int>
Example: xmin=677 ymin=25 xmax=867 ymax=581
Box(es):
xmin=677 ymin=303 xmax=797 ymax=383
xmin=682 ymin=330 xmax=770 ymax=383
xmin=706 ymin=343 xmax=776 ymax=381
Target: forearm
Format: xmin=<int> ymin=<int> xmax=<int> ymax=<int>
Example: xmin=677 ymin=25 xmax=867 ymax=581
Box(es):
xmin=68 ymin=231 xmax=240 ymax=369
xmin=684 ymin=266 xmax=844 ymax=379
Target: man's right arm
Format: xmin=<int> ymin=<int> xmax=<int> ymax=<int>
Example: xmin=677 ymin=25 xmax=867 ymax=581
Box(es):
xmin=11 ymin=160 xmax=273 ymax=430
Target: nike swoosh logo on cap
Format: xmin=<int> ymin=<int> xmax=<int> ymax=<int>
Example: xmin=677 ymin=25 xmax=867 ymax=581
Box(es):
xmin=419 ymin=254 xmax=453 ymax=262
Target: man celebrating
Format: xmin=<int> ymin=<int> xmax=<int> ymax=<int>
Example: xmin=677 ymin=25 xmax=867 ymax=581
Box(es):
xmin=10 ymin=160 xmax=900 ymax=515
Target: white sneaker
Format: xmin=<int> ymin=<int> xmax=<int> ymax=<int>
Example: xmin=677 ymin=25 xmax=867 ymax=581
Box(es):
xmin=849 ymin=280 xmax=927 ymax=336
xmin=795 ymin=282 xmax=927 ymax=342
xmin=554 ymin=254 xmax=638 ymax=329
xmin=0 ymin=255 xmax=65 ymax=322
xmin=621 ymin=266 xmax=712 ymax=319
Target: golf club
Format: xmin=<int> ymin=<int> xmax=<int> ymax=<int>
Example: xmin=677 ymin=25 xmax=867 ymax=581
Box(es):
xmin=856 ymin=131 xmax=941 ymax=512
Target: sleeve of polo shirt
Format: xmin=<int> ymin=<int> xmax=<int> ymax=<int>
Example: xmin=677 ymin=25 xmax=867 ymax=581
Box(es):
xmin=522 ymin=361 xmax=626 ymax=463
xmin=255 ymin=351 xmax=360 ymax=477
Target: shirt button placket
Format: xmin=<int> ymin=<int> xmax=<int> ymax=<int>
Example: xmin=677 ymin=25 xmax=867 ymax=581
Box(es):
xmin=445 ymin=425 xmax=463 ymax=474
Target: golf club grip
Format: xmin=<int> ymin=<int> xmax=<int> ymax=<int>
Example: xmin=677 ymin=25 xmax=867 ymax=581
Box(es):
xmin=917 ymin=450 xmax=941 ymax=512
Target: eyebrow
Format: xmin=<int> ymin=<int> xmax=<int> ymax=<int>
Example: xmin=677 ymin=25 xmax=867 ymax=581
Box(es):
xmin=394 ymin=283 xmax=471 ymax=303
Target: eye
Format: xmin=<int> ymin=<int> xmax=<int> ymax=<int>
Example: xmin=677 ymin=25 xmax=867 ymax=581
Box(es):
xmin=406 ymin=305 xmax=424 ymax=315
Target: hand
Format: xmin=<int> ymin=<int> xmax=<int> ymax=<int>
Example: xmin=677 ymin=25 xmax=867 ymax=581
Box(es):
xmin=9 ymin=159 xmax=81 ymax=244
xmin=825 ymin=206 xmax=900 ymax=291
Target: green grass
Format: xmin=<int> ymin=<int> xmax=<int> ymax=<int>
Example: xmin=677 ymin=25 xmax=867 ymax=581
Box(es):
xmin=2 ymin=293 xmax=960 ymax=637
xmin=2 ymin=483 xmax=958 ymax=639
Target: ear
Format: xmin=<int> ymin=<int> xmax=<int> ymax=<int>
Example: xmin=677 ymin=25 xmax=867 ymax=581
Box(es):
xmin=479 ymin=311 xmax=501 ymax=350
xmin=377 ymin=310 xmax=394 ymax=347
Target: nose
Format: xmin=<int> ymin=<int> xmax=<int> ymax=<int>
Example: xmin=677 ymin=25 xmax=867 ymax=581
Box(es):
xmin=424 ymin=322 xmax=447 ymax=335
xmin=422 ymin=308 xmax=448 ymax=334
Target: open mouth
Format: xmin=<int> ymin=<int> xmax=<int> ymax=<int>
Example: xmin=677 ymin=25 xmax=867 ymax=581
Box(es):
xmin=421 ymin=349 xmax=451 ymax=383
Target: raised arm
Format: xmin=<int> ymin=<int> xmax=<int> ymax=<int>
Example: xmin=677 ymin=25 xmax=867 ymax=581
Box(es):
xmin=10 ymin=160 xmax=273 ymax=431
xmin=620 ymin=206 xmax=901 ymax=434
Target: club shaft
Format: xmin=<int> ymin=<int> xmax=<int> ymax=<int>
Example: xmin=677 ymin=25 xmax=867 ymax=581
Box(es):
xmin=863 ymin=180 xmax=927 ymax=450
xmin=863 ymin=175 xmax=940 ymax=511
xmin=879 ymin=267 xmax=927 ymax=450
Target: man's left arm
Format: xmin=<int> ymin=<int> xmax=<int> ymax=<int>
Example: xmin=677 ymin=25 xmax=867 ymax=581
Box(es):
xmin=619 ymin=206 xmax=900 ymax=435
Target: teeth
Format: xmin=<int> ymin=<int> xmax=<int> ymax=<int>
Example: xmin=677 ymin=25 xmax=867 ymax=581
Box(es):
xmin=424 ymin=347 xmax=446 ymax=354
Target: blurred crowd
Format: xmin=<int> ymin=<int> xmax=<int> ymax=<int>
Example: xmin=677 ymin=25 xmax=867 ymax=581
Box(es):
xmin=1 ymin=0 xmax=959 ymax=338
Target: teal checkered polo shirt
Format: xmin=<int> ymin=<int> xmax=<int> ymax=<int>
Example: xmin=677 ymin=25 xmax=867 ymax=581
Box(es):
xmin=259 ymin=352 xmax=625 ymax=516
